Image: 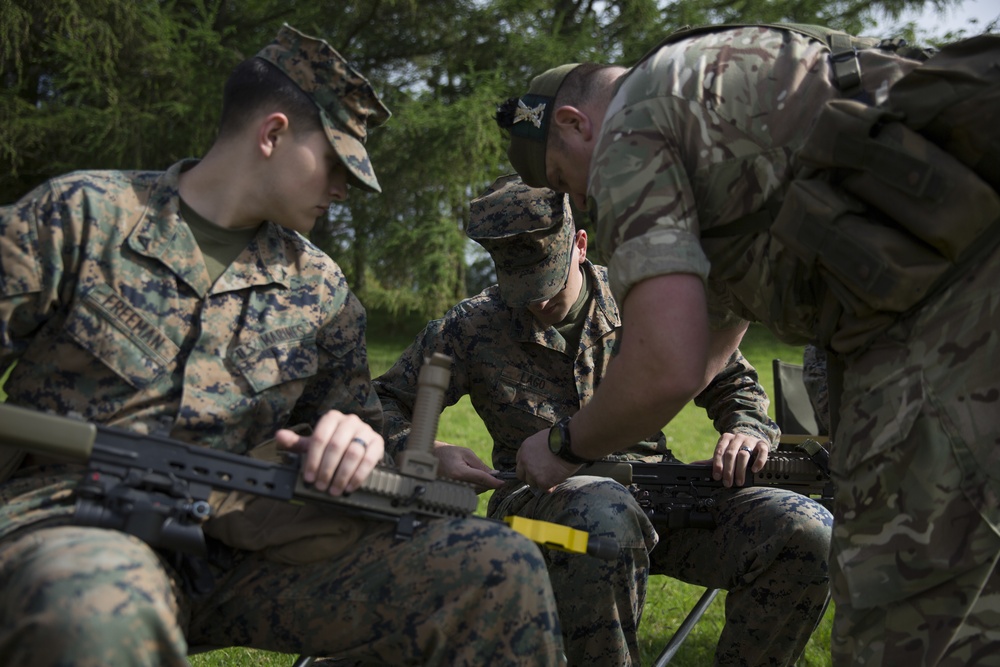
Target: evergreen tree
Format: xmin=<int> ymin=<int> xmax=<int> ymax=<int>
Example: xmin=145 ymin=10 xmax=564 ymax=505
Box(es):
xmin=2 ymin=0 xmax=986 ymax=327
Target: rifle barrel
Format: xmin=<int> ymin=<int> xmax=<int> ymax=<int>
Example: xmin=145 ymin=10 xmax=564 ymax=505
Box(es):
xmin=0 ymin=403 xmax=98 ymax=460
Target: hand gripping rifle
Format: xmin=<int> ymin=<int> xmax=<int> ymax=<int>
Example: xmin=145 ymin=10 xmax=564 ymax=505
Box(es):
xmin=0 ymin=353 xmax=618 ymax=560
xmin=568 ymin=441 xmax=833 ymax=531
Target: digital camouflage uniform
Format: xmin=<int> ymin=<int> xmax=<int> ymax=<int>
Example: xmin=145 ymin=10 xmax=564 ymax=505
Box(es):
xmin=374 ymin=176 xmax=833 ymax=666
xmin=0 ymin=26 xmax=564 ymax=667
xmin=585 ymin=26 xmax=1000 ymax=666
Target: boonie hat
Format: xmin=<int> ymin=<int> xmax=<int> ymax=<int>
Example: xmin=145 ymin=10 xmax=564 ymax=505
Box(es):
xmin=256 ymin=24 xmax=391 ymax=192
xmin=468 ymin=174 xmax=574 ymax=308
xmin=495 ymin=64 xmax=580 ymax=189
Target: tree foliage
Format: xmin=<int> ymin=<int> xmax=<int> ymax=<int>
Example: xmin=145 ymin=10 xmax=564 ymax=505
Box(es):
xmin=2 ymin=0 xmax=991 ymax=325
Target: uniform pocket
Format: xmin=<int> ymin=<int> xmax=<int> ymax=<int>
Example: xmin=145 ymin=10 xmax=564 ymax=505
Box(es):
xmin=229 ymin=337 xmax=320 ymax=445
xmin=835 ymin=362 xmax=924 ymax=473
xmin=64 ymin=284 xmax=175 ymax=388
xmin=232 ymin=336 xmax=319 ymax=394
xmin=492 ymin=364 xmax=560 ymax=423
xmin=930 ymin=370 xmax=1000 ymax=530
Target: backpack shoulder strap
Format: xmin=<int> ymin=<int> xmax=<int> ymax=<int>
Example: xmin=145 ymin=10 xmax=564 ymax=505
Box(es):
xmin=634 ymin=22 xmax=889 ymax=97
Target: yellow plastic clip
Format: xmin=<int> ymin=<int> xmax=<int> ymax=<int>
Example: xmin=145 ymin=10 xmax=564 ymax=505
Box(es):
xmin=504 ymin=515 xmax=591 ymax=555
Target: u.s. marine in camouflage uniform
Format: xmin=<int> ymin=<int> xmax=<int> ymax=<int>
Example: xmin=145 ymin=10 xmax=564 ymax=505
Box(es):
xmin=0 ymin=25 xmax=564 ymax=667
xmin=374 ymin=174 xmax=833 ymax=666
xmin=498 ymin=24 xmax=1000 ymax=666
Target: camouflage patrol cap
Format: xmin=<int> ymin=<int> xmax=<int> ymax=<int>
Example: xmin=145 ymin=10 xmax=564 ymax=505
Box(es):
xmin=468 ymin=174 xmax=575 ymax=308
xmin=256 ymin=24 xmax=391 ymax=193
xmin=495 ymin=64 xmax=581 ymax=189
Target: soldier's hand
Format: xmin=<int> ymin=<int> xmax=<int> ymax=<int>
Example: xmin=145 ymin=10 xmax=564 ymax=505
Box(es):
xmin=274 ymin=410 xmax=384 ymax=496
xmin=515 ymin=429 xmax=581 ymax=491
xmin=705 ymin=432 xmax=769 ymax=488
xmin=433 ymin=442 xmax=503 ymax=493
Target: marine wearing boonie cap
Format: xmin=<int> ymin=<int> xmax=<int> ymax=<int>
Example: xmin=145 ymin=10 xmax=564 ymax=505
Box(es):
xmin=467 ymin=174 xmax=574 ymax=308
xmin=494 ymin=64 xmax=581 ymax=190
xmin=256 ymin=24 xmax=391 ymax=192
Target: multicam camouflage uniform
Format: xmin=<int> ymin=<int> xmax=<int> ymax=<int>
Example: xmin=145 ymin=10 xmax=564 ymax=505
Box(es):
xmin=0 ymin=26 xmax=564 ymax=667
xmin=374 ymin=177 xmax=833 ymax=666
xmin=587 ymin=26 xmax=1000 ymax=666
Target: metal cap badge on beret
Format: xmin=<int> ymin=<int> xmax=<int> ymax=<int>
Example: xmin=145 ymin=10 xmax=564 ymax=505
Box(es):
xmin=494 ymin=64 xmax=580 ymax=189
xmin=256 ymin=24 xmax=391 ymax=193
xmin=467 ymin=174 xmax=574 ymax=308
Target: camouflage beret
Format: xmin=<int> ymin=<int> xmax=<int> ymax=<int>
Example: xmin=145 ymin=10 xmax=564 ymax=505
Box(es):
xmin=494 ymin=64 xmax=580 ymax=189
xmin=256 ymin=24 xmax=391 ymax=193
xmin=468 ymin=174 xmax=574 ymax=308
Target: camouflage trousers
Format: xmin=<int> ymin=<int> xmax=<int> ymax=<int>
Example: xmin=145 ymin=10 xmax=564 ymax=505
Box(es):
xmin=830 ymin=243 xmax=1000 ymax=666
xmin=490 ymin=476 xmax=832 ymax=666
xmin=0 ymin=518 xmax=565 ymax=667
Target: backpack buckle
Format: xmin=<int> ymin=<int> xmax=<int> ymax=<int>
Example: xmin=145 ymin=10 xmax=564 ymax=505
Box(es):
xmin=829 ymin=46 xmax=862 ymax=97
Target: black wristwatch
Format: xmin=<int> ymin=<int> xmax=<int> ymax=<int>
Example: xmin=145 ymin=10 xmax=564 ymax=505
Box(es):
xmin=548 ymin=416 xmax=591 ymax=464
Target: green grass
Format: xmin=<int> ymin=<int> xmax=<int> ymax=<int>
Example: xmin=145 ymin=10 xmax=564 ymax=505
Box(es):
xmin=3 ymin=325 xmax=834 ymax=666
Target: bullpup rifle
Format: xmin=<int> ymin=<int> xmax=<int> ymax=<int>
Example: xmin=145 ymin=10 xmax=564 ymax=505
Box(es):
xmin=0 ymin=353 xmax=617 ymax=560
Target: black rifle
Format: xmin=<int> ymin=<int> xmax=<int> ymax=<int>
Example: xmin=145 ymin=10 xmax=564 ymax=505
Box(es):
xmin=0 ymin=354 xmax=618 ymax=560
xmin=581 ymin=441 xmax=833 ymax=530
xmin=0 ymin=402 xmax=483 ymax=556
xmin=496 ymin=441 xmax=833 ymax=531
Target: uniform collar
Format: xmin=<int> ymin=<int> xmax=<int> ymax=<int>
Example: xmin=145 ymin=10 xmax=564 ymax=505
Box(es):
xmin=127 ymin=159 xmax=292 ymax=297
xmin=508 ymin=261 xmax=620 ymax=350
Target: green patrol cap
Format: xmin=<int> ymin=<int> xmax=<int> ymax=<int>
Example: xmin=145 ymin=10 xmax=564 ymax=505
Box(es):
xmin=468 ymin=174 xmax=574 ymax=308
xmin=495 ymin=64 xmax=581 ymax=189
xmin=256 ymin=24 xmax=391 ymax=193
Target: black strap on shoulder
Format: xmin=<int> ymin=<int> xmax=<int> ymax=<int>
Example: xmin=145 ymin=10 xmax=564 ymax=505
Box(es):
xmin=638 ymin=22 xmax=886 ymax=98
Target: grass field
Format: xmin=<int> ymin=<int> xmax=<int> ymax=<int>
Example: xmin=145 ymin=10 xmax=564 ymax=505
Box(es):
xmin=2 ymin=324 xmax=835 ymax=666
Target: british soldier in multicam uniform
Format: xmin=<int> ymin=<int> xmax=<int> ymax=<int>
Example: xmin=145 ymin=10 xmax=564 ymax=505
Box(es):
xmin=498 ymin=24 xmax=1000 ymax=666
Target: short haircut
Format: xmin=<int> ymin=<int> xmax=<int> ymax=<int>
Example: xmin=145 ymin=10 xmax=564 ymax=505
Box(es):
xmin=217 ymin=57 xmax=323 ymax=139
xmin=554 ymin=63 xmax=620 ymax=109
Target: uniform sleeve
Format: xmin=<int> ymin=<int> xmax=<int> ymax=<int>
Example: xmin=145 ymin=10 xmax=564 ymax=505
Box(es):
xmin=591 ymin=92 xmax=712 ymax=309
xmin=0 ymin=182 xmax=68 ymax=374
xmin=372 ymin=322 xmax=435 ymax=458
xmin=294 ymin=285 xmax=384 ymax=438
xmin=693 ymin=349 xmax=779 ymax=444
xmin=373 ymin=305 xmax=474 ymax=458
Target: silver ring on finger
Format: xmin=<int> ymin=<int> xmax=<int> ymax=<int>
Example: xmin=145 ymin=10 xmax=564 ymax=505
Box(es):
xmin=739 ymin=446 xmax=752 ymax=453
xmin=350 ymin=437 xmax=368 ymax=449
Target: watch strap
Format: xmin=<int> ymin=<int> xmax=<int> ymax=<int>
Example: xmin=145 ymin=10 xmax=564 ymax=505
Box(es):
xmin=550 ymin=417 xmax=591 ymax=464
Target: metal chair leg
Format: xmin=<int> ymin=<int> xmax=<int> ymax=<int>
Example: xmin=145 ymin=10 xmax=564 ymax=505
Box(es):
xmin=652 ymin=587 xmax=720 ymax=667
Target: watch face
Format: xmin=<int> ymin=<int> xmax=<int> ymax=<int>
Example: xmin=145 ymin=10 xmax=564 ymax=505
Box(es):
xmin=548 ymin=424 xmax=562 ymax=454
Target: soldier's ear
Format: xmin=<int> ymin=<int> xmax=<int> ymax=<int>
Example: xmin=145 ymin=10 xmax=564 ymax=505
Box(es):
xmin=552 ymin=106 xmax=593 ymax=142
xmin=258 ymin=112 xmax=291 ymax=158
xmin=576 ymin=229 xmax=588 ymax=263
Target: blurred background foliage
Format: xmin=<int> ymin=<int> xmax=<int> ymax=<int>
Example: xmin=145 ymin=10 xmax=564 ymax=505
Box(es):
xmin=2 ymin=0 xmax=995 ymax=329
